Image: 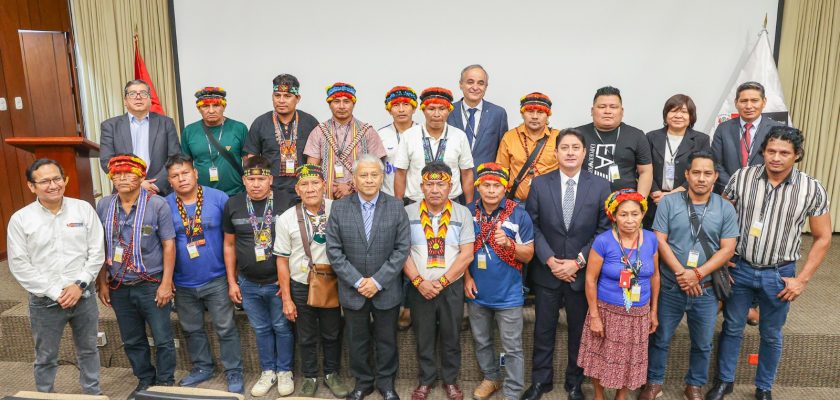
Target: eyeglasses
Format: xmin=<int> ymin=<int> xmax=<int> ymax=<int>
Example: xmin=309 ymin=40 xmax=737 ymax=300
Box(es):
xmin=125 ymin=90 xmax=151 ymax=99
xmin=33 ymin=176 xmax=66 ymax=187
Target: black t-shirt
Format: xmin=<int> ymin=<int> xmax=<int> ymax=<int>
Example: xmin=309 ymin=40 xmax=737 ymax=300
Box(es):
xmin=577 ymin=122 xmax=652 ymax=191
xmin=244 ymin=109 xmax=319 ymax=193
xmin=222 ymin=189 xmax=296 ymax=284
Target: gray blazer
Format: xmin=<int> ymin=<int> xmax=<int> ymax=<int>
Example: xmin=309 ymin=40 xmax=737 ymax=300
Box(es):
xmin=711 ymin=116 xmax=783 ymax=192
xmin=326 ymin=192 xmax=411 ymax=311
xmin=99 ymin=112 xmax=181 ymax=195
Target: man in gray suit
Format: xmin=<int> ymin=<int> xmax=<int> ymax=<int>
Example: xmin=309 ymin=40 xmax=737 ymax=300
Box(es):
xmin=711 ymin=81 xmax=784 ymax=193
xmin=99 ymin=79 xmax=181 ymax=195
xmin=326 ymin=153 xmax=411 ymax=400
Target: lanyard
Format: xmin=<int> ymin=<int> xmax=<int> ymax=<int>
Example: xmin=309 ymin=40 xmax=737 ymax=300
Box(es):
xmin=176 ymin=187 xmax=204 ymax=243
xmin=616 ymin=228 xmax=642 ymax=278
xmin=204 ymin=122 xmax=225 ymax=164
xmin=684 ymin=193 xmax=710 ymax=247
xmin=594 ymin=126 xmax=621 ymax=145
xmin=273 ymin=111 xmax=299 ymax=150
xmin=422 ymin=125 xmax=448 ymax=164
xmin=462 ymin=104 xmax=481 ymax=145
xmin=665 ymin=133 xmax=682 ymax=164
xmin=246 ymin=192 xmax=274 ymax=246
xmin=741 ymin=123 xmax=755 ymax=155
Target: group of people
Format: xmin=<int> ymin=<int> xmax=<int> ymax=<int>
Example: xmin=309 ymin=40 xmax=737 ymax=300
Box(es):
xmin=5 ymin=63 xmax=832 ymax=400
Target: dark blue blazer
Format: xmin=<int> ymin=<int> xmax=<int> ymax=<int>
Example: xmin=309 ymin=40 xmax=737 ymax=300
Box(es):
xmin=711 ymin=116 xmax=783 ymax=192
xmin=447 ymin=99 xmax=508 ymax=168
xmin=525 ymin=170 xmax=611 ymax=291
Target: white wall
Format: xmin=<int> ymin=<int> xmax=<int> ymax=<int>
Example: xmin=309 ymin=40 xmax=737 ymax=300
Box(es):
xmin=173 ymin=0 xmax=778 ymax=134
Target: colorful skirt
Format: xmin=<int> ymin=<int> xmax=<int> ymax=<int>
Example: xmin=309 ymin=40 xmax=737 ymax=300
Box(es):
xmin=577 ymin=300 xmax=651 ymax=390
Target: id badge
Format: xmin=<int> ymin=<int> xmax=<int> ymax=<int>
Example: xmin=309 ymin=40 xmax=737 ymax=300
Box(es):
xmin=255 ymin=247 xmax=266 ymax=262
xmin=664 ymin=164 xmax=675 ymax=181
xmin=619 ymin=269 xmax=632 ymax=288
xmin=301 ymin=256 xmax=310 ymax=274
xmin=749 ymin=220 xmax=764 ymax=237
xmin=686 ymin=249 xmax=700 ymax=268
xmin=477 ymin=253 xmax=487 ymax=270
xmin=334 ymin=165 xmax=345 ymax=178
xmin=187 ymin=242 xmax=200 ymax=259
xmin=630 ymin=284 xmax=641 ymax=302
xmin=608 ymin=164 xmax=620 ymax=182
xmin=113 ymin=245 xmax=125 ymax=263
xmin=209 ymin=167 xmax=219 ymax=182
xmin=285 ymin=159 xmax=296 ymax=175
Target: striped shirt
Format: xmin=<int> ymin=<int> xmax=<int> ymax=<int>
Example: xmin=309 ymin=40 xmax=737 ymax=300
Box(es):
xmin=723 ymin=165 xmax=830 ymax=266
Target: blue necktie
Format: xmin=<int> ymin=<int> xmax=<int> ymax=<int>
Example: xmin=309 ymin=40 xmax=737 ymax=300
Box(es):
xmin=466 ymin=108 xmax=478 ymax=147
xmin=363 ymin=202 xmax=374 ymax=240
xmin=563 ymin=179 xmax=576 ymax=229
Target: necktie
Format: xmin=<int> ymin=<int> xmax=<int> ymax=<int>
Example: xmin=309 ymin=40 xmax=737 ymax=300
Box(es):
xmin=363 ymin=202 xmax=374 ymax=240
xmin=563 ymin=179 xmax=576 ymax=229
xmin=741 ymin=122 xmax=753 ymax=167
xmin=466 ymin=108 xmax=478 ymax=147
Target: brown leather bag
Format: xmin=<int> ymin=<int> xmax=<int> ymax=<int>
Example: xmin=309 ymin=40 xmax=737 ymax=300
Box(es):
xmin=296 ymin=205 xmax=339 ymax=308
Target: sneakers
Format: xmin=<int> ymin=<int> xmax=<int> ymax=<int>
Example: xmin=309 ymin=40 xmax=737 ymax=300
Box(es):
xmin=276 ymin=370 xmax=295 ymax=396
xmin=178 ymin=368 xmax=214 ymax=387
xmin=226 ymin=371 xmax=244 ymax=394
xmin=251 ymin=370 xmax=277 ymax=397
xmin=472 ymin=379 xmax=500 ymax=400
xmin=325 ymin=372 xmax=351 ymax=397
xmin=300 ymin=377 xmax=318 ymax=397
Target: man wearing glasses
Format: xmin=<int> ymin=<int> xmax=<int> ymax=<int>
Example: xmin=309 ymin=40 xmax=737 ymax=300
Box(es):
xmin=7 ymin=159 xmax=105 ymax=395
xmin=99 ymin=79 xmax=181 ymax=195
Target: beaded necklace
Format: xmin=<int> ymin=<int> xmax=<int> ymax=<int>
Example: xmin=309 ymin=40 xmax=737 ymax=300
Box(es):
xmin=473 ymin=199 xmax=520 ymax=270
xmin=175 ymin=186 xmax=205 ymax=245
xmin=303 ymin=202 xmax=327 ymax=244
xmin=419 ymin=199 xmax=452 ymax=269
xmin=246 ymin=192 xmax=274 ymax=249
xmin=105 ymin=190 xmax=160 ymax=289
xmin=273 ymin=111 xmax=299 ymax=176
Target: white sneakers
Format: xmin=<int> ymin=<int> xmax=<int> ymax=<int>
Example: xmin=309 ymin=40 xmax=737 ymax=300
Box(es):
xmin=276 ymin=371 xmax=294 ymax=396
xmin=249 ymin=370 xmax=294 ymax=397
xmin=251 ymin=370 xmax=277 ymax=397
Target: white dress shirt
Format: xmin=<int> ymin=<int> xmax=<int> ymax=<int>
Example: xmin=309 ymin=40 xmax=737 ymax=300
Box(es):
xmin=6 ymin=197 xmax=105 ymax=300
xmin=394 ymin=124 xmax=475 ymax=201
xmin=560 ymin=169 xmax=581 ymax=202
xmin=129 ymin=113 xmax=152 ymax=169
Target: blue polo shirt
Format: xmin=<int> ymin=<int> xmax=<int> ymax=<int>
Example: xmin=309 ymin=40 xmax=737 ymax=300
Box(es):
xmin=166 ymin=186 xmax=229 ymax=288
xmin=468 ymin=199 xmax=534 ymax=309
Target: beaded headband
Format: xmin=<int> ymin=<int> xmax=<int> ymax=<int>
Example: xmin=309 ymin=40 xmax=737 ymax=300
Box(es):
xmin=295 ymin=164 xmax=324 ymax=181
xmin=604 ymin=188 xmax=648 ymax=222
xmin=326 ymin=82 xmax=357 ymax=103
xmin=385 ymin=86 xmax=418 ymax=110
xmin=419 ymin=87 xmax=454 ymax=111
xmin=520 ymin=92 xmax=552 ymax=116
xmin=243 ymin=168 xmax=272 ymax=177
xmin=195 ymin=86 xmax=227 ymax=108
xmin=273 ymin=84 xmax=300 ymax=95
xmin=108 ymin=155 xmax=147 ymax=178
xmin=422 ymin=171 xmax=452 ymax=182
xmin=474 ymin=162 xmax=510 ymax=188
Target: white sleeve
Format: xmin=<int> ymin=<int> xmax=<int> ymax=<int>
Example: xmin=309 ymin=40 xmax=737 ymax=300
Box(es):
xmin=6 ymin=213 xmax=63 ymax=300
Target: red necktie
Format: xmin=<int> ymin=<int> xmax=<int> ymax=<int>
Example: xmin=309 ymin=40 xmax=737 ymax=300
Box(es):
xmin=741 ymin=122 xmax=753 ymax=167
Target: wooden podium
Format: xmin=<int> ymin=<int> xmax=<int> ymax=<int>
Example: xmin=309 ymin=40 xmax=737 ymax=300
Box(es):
xmin=4 ymin=136 xmax=99 ymax=204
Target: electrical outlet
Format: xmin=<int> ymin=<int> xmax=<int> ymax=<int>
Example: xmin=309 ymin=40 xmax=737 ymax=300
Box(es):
xmin=96 ymin=332 xmax=107 ymax=347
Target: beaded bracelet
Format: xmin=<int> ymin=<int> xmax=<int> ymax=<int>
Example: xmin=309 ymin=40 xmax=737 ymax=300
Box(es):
xmin=411 ymin=276 xmax=424 ymax=288
xmin=693 ymin=268 xmax=703 ymax=282
xmin=438 ymin=275 xmax=450 ymax=288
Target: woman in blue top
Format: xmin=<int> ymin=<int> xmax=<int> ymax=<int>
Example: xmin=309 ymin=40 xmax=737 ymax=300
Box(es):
xmin=578 ymin=189 xmax=660 ymax=400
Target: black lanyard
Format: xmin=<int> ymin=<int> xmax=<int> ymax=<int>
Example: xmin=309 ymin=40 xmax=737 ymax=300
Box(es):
xmin=682 ymin=192 xmax=710 ymax=247
xmin=616 ymin=228 xmax=642 ymax=282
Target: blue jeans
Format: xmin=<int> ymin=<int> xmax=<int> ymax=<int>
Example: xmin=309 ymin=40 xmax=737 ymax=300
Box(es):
xmin=239 ymin=277 xmax=294 ymax=372
xmin=175 ymin=276 xmax=243 ymax=374
xmin=110 ymin=281 xmax=176 ymax=385
xmin=716 ymin=260 xmax=794 ymax=390
xmin=647 ymin=280 xmax=718 ymax=386
xmin=29 ymin=291 xmax=101 ymax=394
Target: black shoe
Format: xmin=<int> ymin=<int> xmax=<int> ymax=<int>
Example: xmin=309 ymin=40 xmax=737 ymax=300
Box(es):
xmin=705 ymin=381 xmax=734 ymax=400
xmin=567 ymin=385 xmax=584 ymax=400
xmin=755 ymin=389 xmax=772 ymax=400
xmin=128 ymin=381 xmax=152 ymax=400
xmin=346 ymin=387 xmax=374 ymax=400
xmin=522 ymin=383 xmax=553 ymax=400
xmin=379 ymin=388 xmax=400 ymax=400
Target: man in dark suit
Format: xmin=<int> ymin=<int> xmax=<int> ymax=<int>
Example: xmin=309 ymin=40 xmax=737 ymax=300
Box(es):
xmin=447 ymin=64 xmax=509 ymax=169
xmin=711 ymin=81 xmax=784 ymax=193
xmin=524 ymin=128 xmax=611 ymax=400
xmin=99 ymin=79 xmax=181 ymax=195
xmin=326 ymin=154 xmax=411 ymax=400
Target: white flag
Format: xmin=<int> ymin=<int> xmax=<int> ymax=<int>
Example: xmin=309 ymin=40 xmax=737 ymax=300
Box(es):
xmin=711 ymin=29 xmax=789 ymax=132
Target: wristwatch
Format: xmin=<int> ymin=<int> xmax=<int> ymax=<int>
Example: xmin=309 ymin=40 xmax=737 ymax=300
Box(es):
xmin=75 ymin=280 xmax=88 ymax=290
xmin=575 ymin=252 xmax=587 ymax=269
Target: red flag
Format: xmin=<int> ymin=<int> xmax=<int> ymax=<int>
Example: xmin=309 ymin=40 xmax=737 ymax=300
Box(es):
xmin=133 ymin=35 xmax=165 ymax=115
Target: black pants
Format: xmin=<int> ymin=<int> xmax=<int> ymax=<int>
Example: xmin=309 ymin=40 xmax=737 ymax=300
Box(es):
xmin=408 ymin=278 xmax=464 ymax=385
xmin=531 ymin=283 xmax=588 ymax=390
xmin=343 ymin=300 xmax=400 ymax=392
xmin=290 ymin=280 xmax=342 ymax=377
